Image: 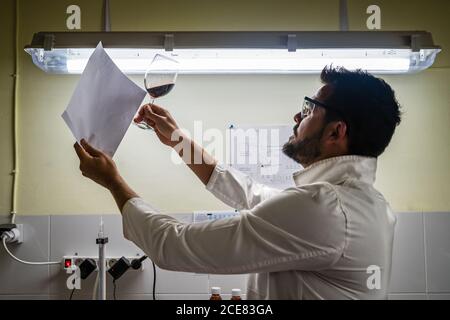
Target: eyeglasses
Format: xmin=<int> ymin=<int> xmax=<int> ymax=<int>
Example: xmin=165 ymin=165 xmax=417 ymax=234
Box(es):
xmin=301 ymin=96 xmax=343 ymax=119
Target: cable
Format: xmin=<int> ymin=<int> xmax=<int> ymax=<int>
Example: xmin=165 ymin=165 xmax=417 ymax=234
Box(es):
xmin=130 ymin=255 xmax=155 ymax=299
xmin=113 ymin=279 xmax=117 ymax=300
xmin=152 ymin=261 xmax=156 ymax=300
xmin=2 ymin=237 xmax=60 ymax=265
xmin=10 ymin=0 xmax=20 ymax=224
xmin=68 ymin=277 xmax=76 ymax=300
xmin=69 ymin=288 xmax=76 ymax=300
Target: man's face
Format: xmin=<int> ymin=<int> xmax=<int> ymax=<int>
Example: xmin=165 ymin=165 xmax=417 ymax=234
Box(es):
xmin=282 ymin=85 xmax=333 ymax=167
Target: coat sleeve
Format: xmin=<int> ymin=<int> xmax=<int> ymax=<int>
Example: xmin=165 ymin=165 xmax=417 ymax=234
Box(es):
xmin=122 ymin=184 xmax=346 ymax=274
xmin=205 ymin=164 xmax=282 ymax=210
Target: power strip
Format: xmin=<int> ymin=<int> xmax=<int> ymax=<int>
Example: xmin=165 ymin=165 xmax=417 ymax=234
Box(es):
xmin=62 ymin=255 xmax=146 ymax=271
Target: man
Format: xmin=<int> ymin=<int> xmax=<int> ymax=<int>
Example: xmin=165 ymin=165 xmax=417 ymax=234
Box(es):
xmin=74 ymin=66 xmax=401 ymax=299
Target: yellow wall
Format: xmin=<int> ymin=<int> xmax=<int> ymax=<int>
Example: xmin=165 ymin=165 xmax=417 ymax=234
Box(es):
xmin=0 ymin=0 xmax=449 ymax=216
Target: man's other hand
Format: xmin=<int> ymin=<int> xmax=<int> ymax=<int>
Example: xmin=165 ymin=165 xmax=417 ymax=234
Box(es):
xmin=74 ymin=139 xmax=121 ymax=189
xmin=134 ymin=103 xmax=183 ymax=148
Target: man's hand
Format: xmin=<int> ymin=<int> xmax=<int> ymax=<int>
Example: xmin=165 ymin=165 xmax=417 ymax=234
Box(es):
xmin=74 ymin=139 xmax=121 ymax=189
xmin=74 ymin=139 xmax=138 ymax=212
xmin=134 ymin=104 xmax=183 ymax=147
xmin=134 ymin=103 xmax=217 ymax=186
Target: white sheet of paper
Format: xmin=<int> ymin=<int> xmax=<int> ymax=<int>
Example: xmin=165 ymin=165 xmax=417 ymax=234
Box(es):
xmin=62 ymin=42 xmax=146 ymax=157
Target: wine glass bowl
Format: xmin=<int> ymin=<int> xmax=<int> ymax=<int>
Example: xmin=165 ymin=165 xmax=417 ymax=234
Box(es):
xmin=135 ymin=54 xmax=179 ymax=130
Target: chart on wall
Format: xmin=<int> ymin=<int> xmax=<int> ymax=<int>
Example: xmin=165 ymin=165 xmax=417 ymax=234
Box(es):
xmin=226 ymin=124 xmax=301 ymax=189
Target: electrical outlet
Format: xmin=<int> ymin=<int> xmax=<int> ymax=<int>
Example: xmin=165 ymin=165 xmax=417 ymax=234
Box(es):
xmin=15 ymin=224 xmax=23 ymax=244
xmin=74 ymin=257 xmax=84 ymax=266
xmin=0 ymin=224 xmax=23 ymax=243
xmin=107 ymin=258 xmax=117 ymax=269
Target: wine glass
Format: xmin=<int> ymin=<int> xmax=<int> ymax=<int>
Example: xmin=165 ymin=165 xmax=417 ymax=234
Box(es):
xmin=135 ymin=53 xmax=179 ymax=130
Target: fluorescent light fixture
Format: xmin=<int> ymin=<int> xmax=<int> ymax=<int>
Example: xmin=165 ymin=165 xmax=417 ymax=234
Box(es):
xmin=24 ymin=31 xmax=441 ymax=74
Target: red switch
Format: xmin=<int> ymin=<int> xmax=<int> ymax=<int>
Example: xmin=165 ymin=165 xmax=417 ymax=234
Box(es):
xmin=64 ymin=258 xmax=72 ymax=269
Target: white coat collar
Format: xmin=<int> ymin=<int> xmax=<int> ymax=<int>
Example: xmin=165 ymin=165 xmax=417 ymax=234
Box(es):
xmin=293 ymin=155 xmax=377 ymax=186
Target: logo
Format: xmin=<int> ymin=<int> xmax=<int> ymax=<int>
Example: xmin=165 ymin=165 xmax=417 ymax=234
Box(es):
xmin=366 ymin=265 xmax=381 ymax=290
xmin=66 ymin=5 xmax=81 ymax=30
xmin=366 ymin=5 xmax=381 ymax=30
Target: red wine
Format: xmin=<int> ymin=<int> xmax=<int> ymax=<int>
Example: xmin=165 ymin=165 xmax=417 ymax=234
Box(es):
xmin=147 ymin=83 xmax=175 ymax=98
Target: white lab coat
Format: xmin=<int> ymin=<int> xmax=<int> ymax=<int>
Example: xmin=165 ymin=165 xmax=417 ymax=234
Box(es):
xmin=122 ymin=155 xmax=396 ymax=299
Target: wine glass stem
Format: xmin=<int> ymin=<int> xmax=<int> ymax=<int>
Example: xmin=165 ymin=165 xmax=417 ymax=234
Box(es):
xmin=147 ymin=98 xmax=156 ymax=131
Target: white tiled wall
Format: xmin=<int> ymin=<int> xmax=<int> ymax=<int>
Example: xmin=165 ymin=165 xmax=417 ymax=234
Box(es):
xmin=424 ymin=213 xmax=450 ymax=293
xmin=387 ymin=212 xmax=450 ymax=300
xmin=388 ymin=212 xmax=426 ymax=293
xmin=0 ymin=212 xmax=449 ymax=300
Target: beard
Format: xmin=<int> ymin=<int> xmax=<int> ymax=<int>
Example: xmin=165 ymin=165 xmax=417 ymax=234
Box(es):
xmin=282 ymin=124 xmax=324 ymax=167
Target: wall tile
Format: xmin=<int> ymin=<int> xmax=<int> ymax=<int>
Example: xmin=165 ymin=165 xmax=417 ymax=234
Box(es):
xmin=155 ymin=268 xmax=209 ymax=294
xmin=50 ymin=215 xmax=108 ymax=259
xmin=389 ymin=212 xmax=426 ymax=293
xmin=424 ymin=212 xmax=450 ymax=292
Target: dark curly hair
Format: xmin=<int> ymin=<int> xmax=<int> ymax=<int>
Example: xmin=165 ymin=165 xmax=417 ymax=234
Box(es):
xmin=320 ymin=66 xmax=402 ymax=157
